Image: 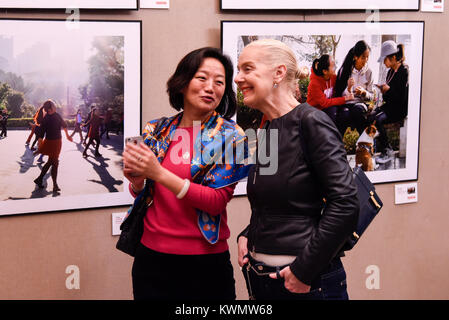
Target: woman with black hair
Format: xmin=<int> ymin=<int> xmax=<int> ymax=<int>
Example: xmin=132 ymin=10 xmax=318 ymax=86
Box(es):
xmin=307 ymin=54 xmax=354 ymax=135
xmin=370 ymin=40 xmax=409 ymax=160
xmin=122 ymin=47 xmax=250 ymax=300
xmin=334 ymin=40 xmax=374 ymax=135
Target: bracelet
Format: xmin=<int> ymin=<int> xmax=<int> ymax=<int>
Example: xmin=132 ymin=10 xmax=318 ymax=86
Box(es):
xmin=176 ymin=179 xmax=190 ymax=199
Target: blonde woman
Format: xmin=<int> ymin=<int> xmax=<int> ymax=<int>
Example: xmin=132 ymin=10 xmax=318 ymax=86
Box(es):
xmin=235 ymin=39 xmax=359 ymax=300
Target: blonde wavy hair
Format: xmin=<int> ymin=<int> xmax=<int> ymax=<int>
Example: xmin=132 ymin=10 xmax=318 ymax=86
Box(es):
xmin=245 ymin=39 xmax=301 ymax=92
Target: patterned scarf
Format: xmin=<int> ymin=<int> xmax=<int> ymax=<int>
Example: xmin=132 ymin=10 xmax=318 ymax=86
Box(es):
xmin=139 ymin=111 xmax=251 ymax=244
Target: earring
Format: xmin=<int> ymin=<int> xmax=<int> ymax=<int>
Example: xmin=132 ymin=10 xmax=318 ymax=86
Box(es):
xmin=273 ymin=82 xmax=278 ymax=89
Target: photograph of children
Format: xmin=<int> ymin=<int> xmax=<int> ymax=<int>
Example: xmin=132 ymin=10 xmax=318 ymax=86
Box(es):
xmin=0 ymin=19 xmax=141 ymax=216
xmin=222 ymin=21 xmax=423 ymax=187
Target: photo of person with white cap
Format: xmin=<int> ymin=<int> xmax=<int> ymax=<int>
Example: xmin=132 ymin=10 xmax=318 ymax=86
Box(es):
xmin=368 ymin=40 xmax=409 ymax=163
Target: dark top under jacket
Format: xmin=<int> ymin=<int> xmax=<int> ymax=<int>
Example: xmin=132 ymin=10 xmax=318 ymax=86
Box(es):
xmin=40 ymin=112 xmax=67 ymax=140
xmin=381 ymin=63 xmax=409 ymax=122
xmin=241 ymin=103 xmax=359 ymax=285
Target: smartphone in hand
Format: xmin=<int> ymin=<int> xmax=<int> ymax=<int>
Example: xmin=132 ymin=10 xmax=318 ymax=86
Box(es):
xmin=125 ymin=135 xmax=144 ymax=176
xmin=125 ymin=135 xmax=143 ymax=146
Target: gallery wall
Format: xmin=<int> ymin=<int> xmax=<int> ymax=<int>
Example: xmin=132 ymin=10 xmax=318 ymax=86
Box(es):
xmin=0 ymin=0 xmax=448 ymax=299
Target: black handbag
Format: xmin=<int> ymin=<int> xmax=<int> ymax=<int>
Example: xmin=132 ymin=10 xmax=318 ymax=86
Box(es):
xmin=298 ymin=107 xmax=383 ymax=252
xmin=340 ymin=166 xmax=383 ymax=251
xmin=115 ymin=117 xmax=167 ymax=257
xmin=115 ymin=183 xmax=150 ymax=257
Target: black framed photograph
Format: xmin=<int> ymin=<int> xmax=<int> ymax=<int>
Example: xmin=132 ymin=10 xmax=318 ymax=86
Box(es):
xmin=0 ymin=0 xmax=138 ymax=9
xmin=222 ymin=21 xmax=423 ymax=194
xmin=220 ymin=0 xmax=420 ymax=10
xmin=0 ymin=18 xmax=141 ymax=216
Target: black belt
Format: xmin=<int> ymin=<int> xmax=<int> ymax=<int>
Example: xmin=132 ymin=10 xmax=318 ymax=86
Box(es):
xmin=246 ymin=253 xmax=343 ymax=279
xmin=246 ymin=254 xmax=289 ymax=279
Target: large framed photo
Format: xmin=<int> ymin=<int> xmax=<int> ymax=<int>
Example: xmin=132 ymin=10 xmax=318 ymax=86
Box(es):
xmin=222 ymin=21 xmax=423 ymax=194
xmin=0 ymin=18 xmax=141 ymax=216
xmin=220 ymin=0 xmax=420 ymax=10
xmin=0 ymin=0 xmax=138 ymax=9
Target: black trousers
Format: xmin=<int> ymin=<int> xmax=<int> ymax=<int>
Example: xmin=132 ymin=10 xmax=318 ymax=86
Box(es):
xmin=368 ymin=108 xmax=398 ymax=153
xmin=242 ymin=256 xmax=348 ymax=300
xmin=132 ymin=243 xmax=236 ymax=300
xmin=323 ymin=106 xmax=350 ymax=137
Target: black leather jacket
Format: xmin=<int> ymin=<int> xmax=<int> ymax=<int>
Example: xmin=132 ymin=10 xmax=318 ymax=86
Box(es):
xmin=240 ymin=103 xmax=359 ymax=285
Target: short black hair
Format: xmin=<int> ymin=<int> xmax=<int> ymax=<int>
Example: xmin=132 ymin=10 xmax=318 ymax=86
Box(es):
xmin=166 ymin=47 xmax=237 ymax=120
xmin=312 ymin=54 xmax=331 ymax=77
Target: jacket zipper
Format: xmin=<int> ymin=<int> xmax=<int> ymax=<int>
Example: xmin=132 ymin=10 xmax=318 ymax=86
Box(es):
xmin=251 ymin=120 xmax=270 ymax=252
xmin=253 ymin=164 xmax=258 ymax=184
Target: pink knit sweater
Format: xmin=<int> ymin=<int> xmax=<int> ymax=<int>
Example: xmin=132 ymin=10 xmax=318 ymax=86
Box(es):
xmin=129 ymin=127 xmax=236 ymax=255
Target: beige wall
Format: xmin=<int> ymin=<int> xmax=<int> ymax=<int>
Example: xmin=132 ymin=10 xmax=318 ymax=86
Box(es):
xmin=0 ymin=1 xmax=448 ymax=300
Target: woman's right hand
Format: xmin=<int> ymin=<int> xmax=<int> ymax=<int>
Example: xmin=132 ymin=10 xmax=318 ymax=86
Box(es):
xmin=238 ymin=236 xmax=249 ymax=267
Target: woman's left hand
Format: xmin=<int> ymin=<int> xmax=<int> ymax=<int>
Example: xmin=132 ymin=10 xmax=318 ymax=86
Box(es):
xmin=269 ymin=266 xmax=311 ymax=294
xmin=123 ymin=142 xmax=163 ymax=182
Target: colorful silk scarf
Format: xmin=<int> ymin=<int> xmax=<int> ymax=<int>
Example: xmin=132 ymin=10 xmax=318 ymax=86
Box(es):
xmin=140 ymin=111 xmax=251 ymax=244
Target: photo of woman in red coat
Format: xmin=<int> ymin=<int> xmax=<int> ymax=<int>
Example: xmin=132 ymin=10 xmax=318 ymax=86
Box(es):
xmin=307 ymin=54 xmax=354 ymax=135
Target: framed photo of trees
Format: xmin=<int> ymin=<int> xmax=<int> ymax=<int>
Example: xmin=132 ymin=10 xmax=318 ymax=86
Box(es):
xmin=222 ymin=21 xmax=423 ymax=194
xmin=220 ymin=0 xmax=420 ymax=10
xmin=0 ymin=1 xmax=138 ymax=9
xmin=0 ymin=18 xmax=141 ymax=216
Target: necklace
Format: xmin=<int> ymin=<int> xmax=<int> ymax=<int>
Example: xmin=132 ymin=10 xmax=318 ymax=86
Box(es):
xmin=386 ymin=63 xmax=400 ymax=84
xmin=385 ymin=69 xmax=397 ymax=85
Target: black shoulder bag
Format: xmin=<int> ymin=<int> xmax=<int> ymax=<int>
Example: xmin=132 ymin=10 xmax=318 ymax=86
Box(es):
xmin=116 ymin=117 xmax=167 ymax=257
xmin=298 ymin=107 xmax=383 ymax=252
